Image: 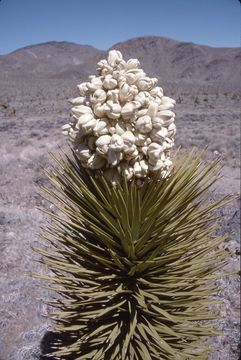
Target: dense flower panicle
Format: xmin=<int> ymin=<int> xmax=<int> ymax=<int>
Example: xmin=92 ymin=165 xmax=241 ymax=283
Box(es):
xmin=62 ymin=50 xmax=176 ymax=182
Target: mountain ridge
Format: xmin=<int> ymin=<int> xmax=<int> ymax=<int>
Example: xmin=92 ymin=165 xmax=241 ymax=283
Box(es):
xmin=0 ymin=36 xmax=240 ymax=87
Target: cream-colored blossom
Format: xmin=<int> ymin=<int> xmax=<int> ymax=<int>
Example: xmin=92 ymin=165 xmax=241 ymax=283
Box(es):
xmin=63 ymin=50 xmax=176 ymax=183
xmin=136 ymin=115 xmax=152 ymax=134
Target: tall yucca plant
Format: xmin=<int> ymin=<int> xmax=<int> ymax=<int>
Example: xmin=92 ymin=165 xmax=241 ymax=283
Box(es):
xmin=35 ymin=148 xmax=231 ymax=360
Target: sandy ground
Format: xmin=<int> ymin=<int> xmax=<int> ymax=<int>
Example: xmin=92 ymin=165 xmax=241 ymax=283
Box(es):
xmin=0 ymin=81 xmax=240 ymax=359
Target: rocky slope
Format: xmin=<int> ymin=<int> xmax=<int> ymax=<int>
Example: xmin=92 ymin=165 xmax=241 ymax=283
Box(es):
xmin=0 ymin=36 xmax=240 ymax=87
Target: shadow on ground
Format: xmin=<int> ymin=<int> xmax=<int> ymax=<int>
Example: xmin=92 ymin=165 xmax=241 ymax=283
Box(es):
xmin=40 ymin=331 xmax=75 ymax=360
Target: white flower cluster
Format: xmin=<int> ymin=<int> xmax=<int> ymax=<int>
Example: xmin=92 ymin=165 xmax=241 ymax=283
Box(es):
xmin=62 ymin=50 xmax=176 ymax=182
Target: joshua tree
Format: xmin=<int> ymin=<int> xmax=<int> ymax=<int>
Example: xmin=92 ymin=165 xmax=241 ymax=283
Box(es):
xmin=36 ymin=50 xmax=231 ymax=360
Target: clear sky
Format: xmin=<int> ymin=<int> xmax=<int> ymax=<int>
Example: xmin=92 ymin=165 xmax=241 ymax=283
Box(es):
xmin=0 ymin=0 xmax=240 ymax=55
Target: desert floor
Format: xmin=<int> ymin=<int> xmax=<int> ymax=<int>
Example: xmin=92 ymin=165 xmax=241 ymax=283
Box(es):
xmin=0 ymin=80 xmax=240 ymax=359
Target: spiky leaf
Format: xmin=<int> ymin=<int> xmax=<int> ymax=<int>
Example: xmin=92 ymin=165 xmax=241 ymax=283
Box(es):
xmin=35 ymin=148 xmax=231 ymax=359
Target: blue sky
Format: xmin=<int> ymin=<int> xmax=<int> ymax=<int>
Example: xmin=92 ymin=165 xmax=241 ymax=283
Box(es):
xmin=0 ymin=0 xmax=240 ymax=54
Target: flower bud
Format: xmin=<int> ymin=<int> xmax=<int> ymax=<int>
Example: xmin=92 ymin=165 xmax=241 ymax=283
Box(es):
xmin=77 ymin=82 xmax=88 ymax=96
xmin=119 ymin=83 xmax=135 ymax=103
xmin=133 ymin=159 xmax=148 ymax=178
xmin=168 ymin=123 xmax=176 ymax=137
xmin=121 ymin=102 xmax=136 ymax=120
xmin=150 ymin=86 xmax=163 ymax=98
xmin=162 ymin=138 xmax=174 ymax=150
xmin=82 ymin=118 xmax=96 ymax=134
xmin=107 ymin=50 xmax=123 ymax=67
xmin=126 ymin=58 xmax=140 ymax=69
xmin=134 ymin=132 xmax=147 ymax=146
xmin=125 ymin=72 xmax=137 ymax=85
xmin=147 ymin=101 xmax=158 ymax=118
xmin=137 ymin=77 xmax=157 ymax=91
xmin=74 ymin=144 xmax=92 ymax=161
xmin=96 ymin=135 xmax=111 ymax=154
xmin=91 ymin=89 xmax=107 ymax=105
xmin=122 ymin=131 xmax=136 ymax=147
xmin=117 ymin=163 xmax=134 ymax=180
xmin=115 ymin=122 xmax=126 ymax=135
xmin=69 ymin=128 xmax=81 ymax=142
xmin=136 ymin=115 xmax=152 ymax=134
xmin=76 ymin=113 xmax=94 ymax=129
xmin=68 ymin=96 xmax=86 ymax=105
xmin=93 ymin=104 xmax=106 ymax=117
xmin=106 ymin=89 xmax=119 ymax=103
xmin=157 ymin=110 xmax=175 ymax=122
xmin=150 ymin=127 xmax=168 ymax=142
xmin=162 ymin=96 xmax=176 ymax=105
xmin=109 ymin=134 xmax=124 ymax=152
xmin=96 ymin=59 xmax=113 ymax=76
xmin=87 ymin=77 xmax=103 ymax=91
xmin=105 ymin=101 xmax=121 ymax=119
xmin=71 ymin=105 xmax=92 ymax=117
xmin=152 ymin=116 xmax=164 ymax=129
xmin=107 ymin=149 xmax=123 ymax=166
xmin=149 ymin=159 xmax=164 ymax=171
xmin=148 ymin=142 xmax=163 ymax=160
xmin=103 ymin=75 xmax=118 ymax=90
xmin=124 ymin=144 xmax=138 ymax=156
xmin=61 ymin=124 xmax=71 ymax=136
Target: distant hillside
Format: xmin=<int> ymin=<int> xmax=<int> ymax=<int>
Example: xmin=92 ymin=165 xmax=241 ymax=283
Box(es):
xmin=0 ymin=36 xmax=240 ymax=87
xmin=0 ymin=41 xmax=105 ymax=81
xmin=110 ymin=36 xmax=241 ymax=85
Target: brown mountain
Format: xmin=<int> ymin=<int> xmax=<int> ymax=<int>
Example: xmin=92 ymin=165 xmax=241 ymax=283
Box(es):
xmin=0 ymin=36 xmax=240 ymax=87
xmin=111 ymin=36 xmax=241 ymax=86
xmin=0 ymin=41 xmax=105 ymax=81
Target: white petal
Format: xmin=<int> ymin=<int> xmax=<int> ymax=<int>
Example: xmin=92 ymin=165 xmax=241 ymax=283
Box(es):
xmin=109 ymin=134 xmax=124 ymax=152
xmin=152 ymin=116 xmax=164 ymax=129
xmin=91 ymin=89 xmax=107 ymax=105
xmin=107 ymin=50 xmax=123 ymax=67
xmin=61 ymin=124 xmax=71 ymax=135
xmin=76 ymin=113 xmax=94 ymax=129
xmin=115 ymin=123 xmax=126 ymax=135
xmin=96 ymin=134 xmax=111 ymax=148
xmin=126 ymin=59 xmax=140 ymax=69
xmin=102 ymin=75 xmax=118 ymax=90
xmin=93 ymin=119 xmax=108 ymax=136
xmin=105 ymin=101 xmax=121 ymax=119
xmin=82 ymin=118 xmax=97 ymax=134
xmin=87 ymin=77 xmax=103 ymax=91
xmin=136 ymin=115 xmax=152 ymax=134
xmin=107 ymin=149 xmax=122 ymax=166
xmin=74 ymin=144 xmax=92 ymax=161
xmin=77 ymin=82 xmax=88 ymax=96
xmin=150 ymin=127 xmax=168 ymax=142
xmin=121 ymin=103 xmax=135 ymax=120
xmin=68 ymin=97 xmax=86 ymax=105
xmin=134 ymin=132 xmax=147 ymax=146
xmin=147 ymin=101 xmax=158 ymax=118
xmin=122 ymin=131 xmax=135 ymax=146
xmin=93 ymin=104 xmax=106 ymax=117
xmin=71 ymin=105 xmax=92 ymax=117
